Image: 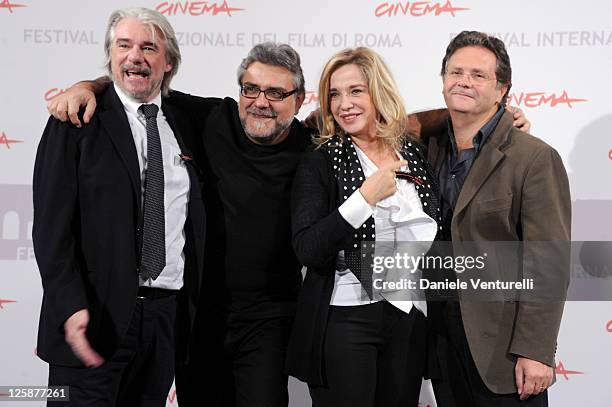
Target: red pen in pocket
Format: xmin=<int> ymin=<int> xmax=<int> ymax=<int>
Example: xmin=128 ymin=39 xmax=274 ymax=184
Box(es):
xmin=395 ymin=171 xmax=424 ymax=186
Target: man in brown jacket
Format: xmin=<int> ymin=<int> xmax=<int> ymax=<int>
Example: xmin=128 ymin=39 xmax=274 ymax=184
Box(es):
xmin=424 ymin=31 xmax=571 ymax=406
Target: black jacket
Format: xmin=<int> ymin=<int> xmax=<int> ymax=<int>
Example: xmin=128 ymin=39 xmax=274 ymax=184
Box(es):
xmin=33 ymin=86 xmax=211 ymax=366
xmin=286 ymin=141 xmax=440 ymax=386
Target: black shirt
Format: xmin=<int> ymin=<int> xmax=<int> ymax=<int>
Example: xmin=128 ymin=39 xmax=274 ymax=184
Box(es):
xmin=438 ymin=106 xmax=505 ymax=237
xmin=201 ymin=97 xmax=313 ymax=316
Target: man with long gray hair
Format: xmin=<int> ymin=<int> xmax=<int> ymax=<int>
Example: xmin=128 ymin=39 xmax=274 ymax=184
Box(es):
xmin=34 ymin=8 xmax=207 ymax=405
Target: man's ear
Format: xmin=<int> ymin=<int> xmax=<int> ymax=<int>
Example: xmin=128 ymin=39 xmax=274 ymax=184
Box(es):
xmin=497 ymin=84 xmax=509 ymax=104
xmin=294 ymin=92 xmax=306 ymax=115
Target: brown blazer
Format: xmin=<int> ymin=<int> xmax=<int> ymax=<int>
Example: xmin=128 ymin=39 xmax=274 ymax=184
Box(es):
xmin=415 ymin=109 xmax=571 ymax=394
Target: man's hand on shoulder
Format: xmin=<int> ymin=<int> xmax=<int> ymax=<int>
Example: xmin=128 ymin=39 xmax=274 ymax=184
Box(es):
xmin=47 ymin=84 xmax=97 ymax=128
xmin=64 ymin=309 xmax=104 ymax=368
xmin=46 ymin=76 xmax=110 ymax=127
xmin=515 ymin=356 xmax=554 ymax=400
xmin=507 ymin=105 xmax=531 ymax=133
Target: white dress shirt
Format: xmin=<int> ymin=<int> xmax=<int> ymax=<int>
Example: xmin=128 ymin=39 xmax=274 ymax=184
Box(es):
xmin=332 ymin=143 xmax=437 ymax=315
xmin=114 ymin=84 xmax=190 ymax=290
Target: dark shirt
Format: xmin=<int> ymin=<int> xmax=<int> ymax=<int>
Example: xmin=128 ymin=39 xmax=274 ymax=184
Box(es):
xmin=438 ymin=106 xmax=505 ymax=238
xmin=200 ymin=97 xmax=313 ymax=317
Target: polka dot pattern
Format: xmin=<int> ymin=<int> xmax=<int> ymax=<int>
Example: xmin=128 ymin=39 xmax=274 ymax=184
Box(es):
xmin=322 ymin=135 xmax=443 ymax=297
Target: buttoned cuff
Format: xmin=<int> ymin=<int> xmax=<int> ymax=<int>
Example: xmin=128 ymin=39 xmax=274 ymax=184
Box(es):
xmin=339 ymin=189 xmax=375 ymax=229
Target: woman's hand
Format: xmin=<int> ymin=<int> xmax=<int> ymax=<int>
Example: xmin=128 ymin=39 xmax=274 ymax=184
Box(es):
xmin=359 ymin=160 xmax=407 ymax=205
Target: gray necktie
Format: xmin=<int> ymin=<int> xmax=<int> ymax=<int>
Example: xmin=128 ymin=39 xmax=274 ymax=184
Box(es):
xmin=139 ymin=104 xmax=165 ymax=281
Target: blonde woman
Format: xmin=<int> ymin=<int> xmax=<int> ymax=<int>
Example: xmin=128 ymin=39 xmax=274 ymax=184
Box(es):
xmin=286 ymin=47 xmax=441 ymax=406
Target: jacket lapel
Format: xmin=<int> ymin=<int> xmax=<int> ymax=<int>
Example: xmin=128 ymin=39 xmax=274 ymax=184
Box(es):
xmin=453 ymin=110 xmax=514 ymax=217
xmin=162 ymin=98 xmax=205 ymax=285
xmin=99 ymin=87 xmax=142 ymax=210
xmin=161 ymin=101 xmax=186 ymax=152
xmin=427 ymin=131 xmax=449 ymax=177
xmin=399 ymin=142 xmax=441 ymax=223
xmin=163 ymin=100 xmax=202 ymax=173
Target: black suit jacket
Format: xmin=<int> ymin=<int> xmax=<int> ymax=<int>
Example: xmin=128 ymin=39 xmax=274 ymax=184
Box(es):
xmin=33 ymin=86 xmax=206 ymax=366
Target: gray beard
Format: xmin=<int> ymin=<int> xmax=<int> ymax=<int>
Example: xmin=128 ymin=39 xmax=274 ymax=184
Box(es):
xmin=111 ymin=73 xmax=161 ymax=103
xmin=239 ymin=115 xmax=293 ymax=145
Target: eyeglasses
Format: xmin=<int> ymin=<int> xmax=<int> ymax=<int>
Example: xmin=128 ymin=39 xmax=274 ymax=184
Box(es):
xmin=444 ymin=69 xmax=496 ymax=84
xmin=240 ymin=84 xmax=298 ymax=101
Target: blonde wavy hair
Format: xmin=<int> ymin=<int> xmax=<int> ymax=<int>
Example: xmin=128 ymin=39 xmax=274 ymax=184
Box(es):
xmin=316 ymin=47 xmax=407 ymax=149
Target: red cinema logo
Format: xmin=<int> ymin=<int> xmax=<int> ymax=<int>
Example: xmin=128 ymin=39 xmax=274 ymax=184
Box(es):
xmin=303 ymin=91 xmax=319 ymax=106
xmin=0 ymin=131 xmax=23 ymax=149
xmin=0 ymin=0 xmax=26 ymax=13
xmin=508 ymin=90 xmax=587 ymax=108
xmin=606 ymin=320 xmax=612 ymax=332
xmin=44 ymin=88 xmax=66 ymax=101
xmin=608 ymin=151 xmax=612 ymax=161
xmin=555 ymin=361 xmax=584 ymax=380
xmin=0 ymin=299 xmax=17 ymax=309
xmin=375 ymin=1 xmax=469 ymax=17
xmin=156 ymin=1 xmax=244 ymax=16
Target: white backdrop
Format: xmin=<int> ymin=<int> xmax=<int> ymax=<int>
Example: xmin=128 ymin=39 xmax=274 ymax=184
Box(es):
xmin=1 ymin=0 xmax=611 ymax=406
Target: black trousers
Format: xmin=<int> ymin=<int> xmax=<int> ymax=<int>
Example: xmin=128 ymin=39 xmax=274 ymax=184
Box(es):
xmin=432 ymin=302 xmax=548 ymax=407
xmin=48 ymin=293 xmax=177 ymax=407
xmin=177 ymin=312 xmax=294 ymax=407
xmin=309 ymin=302 xmax=427 ymax=407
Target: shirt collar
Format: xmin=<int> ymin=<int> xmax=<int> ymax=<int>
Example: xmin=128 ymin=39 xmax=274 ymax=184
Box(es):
xmin=113 ymin=83 xmax=162 ymax=118
xmin=477 ymin=105 xmax=505 ymax=151
xmin=447 ymin=105 xmax=505 ymax=156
